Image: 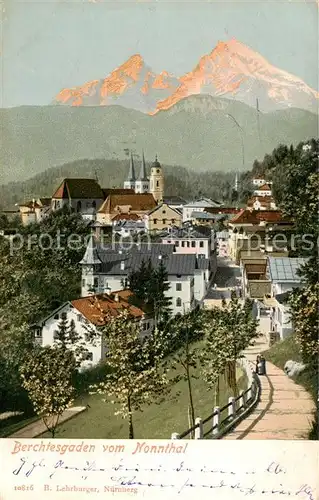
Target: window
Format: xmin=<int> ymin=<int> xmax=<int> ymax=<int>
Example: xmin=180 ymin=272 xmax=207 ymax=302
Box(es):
xmin=156 ymin=180 xmax=159 ymax=187
xmin=162 ymin=219 xmax=166 ymax=224
xmin=94 ymin=277 xmax=98 ymax=288
xmin=172 ymin=219 xmax=175 ymax=224
xmin=199 ymin=241 xmax=204 ymax=248
xmin=82 ymin=279 xmax=86 ymax=288
xmin=157 ymin=169 xmax=160 ymax=174
xmin=54 ymin=314 xmax=59 ymax=320
xmin=181 ymin=241 xmax=185 ymax=247
xmin=35 ymin=329 xmax=42 ymax=337
xmin=176 ymin=274 xmax=181 ymax=278
xmin=176 ymin=298 xmax=182 ymax=307
xmin=76 ymin=201 xmax=82 ymax=213
xmin=176 ymin=283 xmax=182 ymax=291
xmin=191 ymin=241 xmax=196 ymax=248
xmin=77 ymin=314 xmax=82 ymax=322
xmin=153 ymin=219 xmax=157 ymax=224
xmin=92 ymin=201 xmax=96 ymax=210
xmin=175 ymin=241 xmax=179 ymax=246
xmin=61 ymin=312 xmax=67 ymax=320
xmin=186 ymin=241 xmax=190 ymax=248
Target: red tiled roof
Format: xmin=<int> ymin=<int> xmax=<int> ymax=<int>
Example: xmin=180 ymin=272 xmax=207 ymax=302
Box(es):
xmin=111 ymin=213 xmax=140 ymax=221
xmin=99 ymin=193 xmax=157 ymax=214
xmin=71 ymin=291 xmax=144 ymax=326
xmin=257 ymin=183 xmax=271 ymax=191
xmin=52 ymin=178 xmax=104 ymax=200
xmin=247 ymin=196 xmax=275 ymax=207
xmin=229 ymin=209 xmax=291 ymax=225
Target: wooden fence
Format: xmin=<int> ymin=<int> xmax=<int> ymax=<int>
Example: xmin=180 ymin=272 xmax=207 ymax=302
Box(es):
xmin=171 ymin=357 xmax=261 ymax=440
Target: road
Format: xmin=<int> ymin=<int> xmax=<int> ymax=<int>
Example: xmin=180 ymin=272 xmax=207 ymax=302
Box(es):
xmin=205 ymin=256 xmax=241 ymax=301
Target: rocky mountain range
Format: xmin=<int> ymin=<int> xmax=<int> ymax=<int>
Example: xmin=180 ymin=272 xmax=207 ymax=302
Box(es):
xmin=54 ymin=39 xmax=318 ymax=114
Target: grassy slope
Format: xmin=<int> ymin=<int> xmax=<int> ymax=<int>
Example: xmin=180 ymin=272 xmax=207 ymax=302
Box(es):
xmin=263 ymin=334 xmax=318 ymax=439
xmin=40 ymin=351 xmax=247 ymax=440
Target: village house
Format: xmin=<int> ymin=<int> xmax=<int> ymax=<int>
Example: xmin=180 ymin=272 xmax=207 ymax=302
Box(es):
xmin=247 ymin=195 xmax=277 ymax=211
xmin=182 ymin=198 xmax=222 ymax=222
xmin=261 ymin=257 xmax=308 ymax=342
xmin=267 ymin=256 xmax=307 ymax=296
xmin=228 ymin=209 xmax=294 ymax=264
xmin=18 ymin=198 xmax=52 ymax=226
xmin=51 ymin=178 xmax=105 ymax=216
xmin=160 ymin=225 xmax=217 ymax=279
xmin=80 ymin=236 xmax=210 ymax=313
xmin=144 ymin=203 xmax=182 ymax=233
xmin=253 ymin=183 xmax=272 ymax=197
xmin=97 ymin=193 xmax=157 ymax=226
xmin=34 ymin=290 xmax=153 ymax=369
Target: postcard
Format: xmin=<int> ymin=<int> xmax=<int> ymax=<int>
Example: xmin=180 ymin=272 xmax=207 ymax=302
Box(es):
xmin=0 ymin=0 xmax=318 ymax=499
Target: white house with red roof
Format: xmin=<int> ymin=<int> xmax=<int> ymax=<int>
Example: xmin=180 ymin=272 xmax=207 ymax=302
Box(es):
xmin=253 ymin=183 xmax=272 ymax=197
xmin=34 ymin=290 xmax=154 ymax=369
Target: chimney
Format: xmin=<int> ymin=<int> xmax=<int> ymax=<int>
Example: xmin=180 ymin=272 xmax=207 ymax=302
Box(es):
xmin=120 ymin=260 xmax=125 ymax=270
xmin=114 ymin=293 xmax=119 ymax=302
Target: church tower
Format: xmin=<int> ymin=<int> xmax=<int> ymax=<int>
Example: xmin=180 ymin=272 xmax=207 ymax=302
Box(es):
xmin=135 ymin=152 xmax=150 ymax=194
xmin=149 ymin=156 xmax=164 ymax=203
xmin=123 ymin=152 xmax=136 ymax=191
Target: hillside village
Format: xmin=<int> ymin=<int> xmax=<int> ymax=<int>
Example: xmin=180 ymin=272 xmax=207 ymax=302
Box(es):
xmin=0 ymin=140 xmax=317 ymax=441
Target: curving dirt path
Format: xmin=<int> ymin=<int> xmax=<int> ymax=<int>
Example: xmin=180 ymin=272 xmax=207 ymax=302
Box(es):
xmin=224 ymin=325 xmax=316 ymax=440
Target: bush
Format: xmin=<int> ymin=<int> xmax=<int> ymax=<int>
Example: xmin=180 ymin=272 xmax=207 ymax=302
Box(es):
xmin=73 ymin=362 xmax=112 ymax=395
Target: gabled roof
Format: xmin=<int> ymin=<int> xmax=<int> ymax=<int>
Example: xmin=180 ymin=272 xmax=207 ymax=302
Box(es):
xmin=71 ymin=292 xmax=144 ymax=326
xmin=102 ymin=188 xmax=134 ymax=198
xmin=257 ymin=183 xmax=272 ymax=191
xmin=267 ymin=257 xmax=308 ymax=283
xmin=184 ymin=198 xmax=222 ymax=209
xmin=52 ymin=178 xmax=104 ymax=200
xmin=38 ymin=198 xmax=52 ymax=206
xmin=229 ymin=209 xmax=291 ymax=225
xmin=82 ymin=242 xmax=199 ymax=276
xmin=163 ymin=196 xmax=188 ymax=206
xmin=99 ymin=193 xmax=157 ymax=214
xmin=147 ymin=202 xmax=181 ymax=217
xmin=111 ymin=213 xmax=141 ymax=222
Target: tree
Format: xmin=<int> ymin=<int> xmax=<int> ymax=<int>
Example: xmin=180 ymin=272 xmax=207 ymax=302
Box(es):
xmin=271 ymin=140 xmax=319 ymax=364
xmin=90 ymin=309 xmax=171 ymax=439
xmin=53 ymin=317 xmax=89 ymax=366
xmin=161 ymin=307 xmax=206 ymax=435
xmin=20 ymin=345 xmax=76 ymax=437
xmin=128 ymin=259 xmax=172 ymax=323
xmin=203 ymin=295 xmax=259 ymax=398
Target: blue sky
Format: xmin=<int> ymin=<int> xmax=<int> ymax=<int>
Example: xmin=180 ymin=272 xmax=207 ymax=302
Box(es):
xmin=0 ymin=0 xmax=318 ymax=107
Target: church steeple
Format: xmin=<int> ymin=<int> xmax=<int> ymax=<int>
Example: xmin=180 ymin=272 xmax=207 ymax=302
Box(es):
xmin=124 ymin=152 xmax=137 ymax=191
xmin=138 ymin=151 xmax=148 ymax=181
xmin=127 ymin=152 xmax=136 ymax=181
